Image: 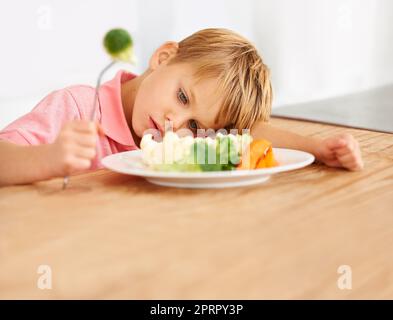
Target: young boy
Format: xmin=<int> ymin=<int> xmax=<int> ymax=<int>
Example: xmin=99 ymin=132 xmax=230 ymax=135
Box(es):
xmin=0 ymin=28 xmax=363 ymax=186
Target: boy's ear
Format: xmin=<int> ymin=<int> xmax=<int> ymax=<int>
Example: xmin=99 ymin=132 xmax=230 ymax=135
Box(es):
xmin=149 ymin=41 xmax=179 ymax=70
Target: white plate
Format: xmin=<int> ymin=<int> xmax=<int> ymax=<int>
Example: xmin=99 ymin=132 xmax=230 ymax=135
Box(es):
xmin=101 ymin=148 xmax=315 ymax=189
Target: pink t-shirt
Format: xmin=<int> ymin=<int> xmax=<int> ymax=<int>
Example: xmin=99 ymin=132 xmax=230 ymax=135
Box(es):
xmin=0 ymin=71 xmax=139 ymax=169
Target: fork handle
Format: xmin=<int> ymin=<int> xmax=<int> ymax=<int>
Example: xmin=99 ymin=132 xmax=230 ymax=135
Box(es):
xmin=62 ymin=60 xmax=117 ymax=190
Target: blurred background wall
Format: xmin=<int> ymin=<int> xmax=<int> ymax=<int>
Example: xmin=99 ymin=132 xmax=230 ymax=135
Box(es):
xmin=1 ymin=0 xmax=392 ymax=128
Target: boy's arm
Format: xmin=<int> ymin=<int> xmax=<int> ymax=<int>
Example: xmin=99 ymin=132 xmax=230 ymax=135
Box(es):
xmin=0 ymin=121 xmax=101 ymax=186
xmin=0 ymin=141 xmax=56 ymax=186
xmin=250 ymin=121 xmax=320 ymax=155
xmin=251 ymin=121 xmax=364 ymax=171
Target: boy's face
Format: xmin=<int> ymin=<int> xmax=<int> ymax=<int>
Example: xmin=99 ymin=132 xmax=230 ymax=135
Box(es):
xmin=131 ymin=45 xmax=225 ymax=140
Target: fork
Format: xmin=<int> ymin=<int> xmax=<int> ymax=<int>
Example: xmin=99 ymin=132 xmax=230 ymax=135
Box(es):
xmin=62 ymin=61 xmax=117 ymax=190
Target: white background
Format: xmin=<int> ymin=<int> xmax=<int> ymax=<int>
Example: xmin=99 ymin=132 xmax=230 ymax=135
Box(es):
xmin=0 ymin=0 xmax=392 ymax=128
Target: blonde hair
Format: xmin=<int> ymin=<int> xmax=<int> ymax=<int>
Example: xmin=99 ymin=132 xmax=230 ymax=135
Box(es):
xmin=170 ymin=28 xmax=273 ymax=131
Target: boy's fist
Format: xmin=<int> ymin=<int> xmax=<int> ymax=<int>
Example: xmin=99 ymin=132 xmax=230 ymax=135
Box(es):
xmin=316 ymin=133 xmax=364 ymax=171
xmin=50 ymin=121 xmax=103 ymax=176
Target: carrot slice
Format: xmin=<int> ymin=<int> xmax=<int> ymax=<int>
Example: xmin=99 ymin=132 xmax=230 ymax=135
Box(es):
xmin=237 ymin=139 xmax=278 ymax=170
xmin=256 ymin=144 xmax=278 ymax=168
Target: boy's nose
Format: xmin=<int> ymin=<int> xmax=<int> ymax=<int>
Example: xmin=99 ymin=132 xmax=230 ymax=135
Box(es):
xmin=165 ymin=114 xmax=190 ymax=132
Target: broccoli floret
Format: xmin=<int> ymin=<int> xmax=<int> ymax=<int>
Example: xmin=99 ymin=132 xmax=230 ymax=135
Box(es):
xmin=103 ymin=28 xmax=134 ymax=63
xmin=189 ymin=138 xmax=239 ymax=172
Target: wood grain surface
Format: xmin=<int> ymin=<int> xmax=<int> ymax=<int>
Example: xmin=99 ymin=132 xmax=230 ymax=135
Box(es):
xmin=1 ymin=118 xmax=392 ymax=299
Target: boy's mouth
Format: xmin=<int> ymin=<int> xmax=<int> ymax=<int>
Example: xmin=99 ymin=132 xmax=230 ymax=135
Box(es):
xmin=148 ymin=116 xmax=164 ymax=136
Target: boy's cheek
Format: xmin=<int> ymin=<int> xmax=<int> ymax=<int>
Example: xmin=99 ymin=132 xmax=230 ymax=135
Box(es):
xmin=136 ymin=119 xmax=148 ymax=138
xmin=131 ymin=108 xmax=145 ymax=137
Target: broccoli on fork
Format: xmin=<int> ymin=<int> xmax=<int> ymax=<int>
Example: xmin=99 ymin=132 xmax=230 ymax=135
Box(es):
xmin=62 ymin=28 xmax=135 ymax=190
xmin=103 ymin=28 xmax=135 ymax=64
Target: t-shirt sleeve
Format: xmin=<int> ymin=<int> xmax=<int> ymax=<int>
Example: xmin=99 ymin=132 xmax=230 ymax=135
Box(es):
xmin=0 ymin=89 xmax=81 ymax=145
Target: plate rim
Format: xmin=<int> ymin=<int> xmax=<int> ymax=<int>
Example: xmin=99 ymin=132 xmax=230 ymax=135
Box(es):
xmin=101 ymin=148 xmax=315 ymax=179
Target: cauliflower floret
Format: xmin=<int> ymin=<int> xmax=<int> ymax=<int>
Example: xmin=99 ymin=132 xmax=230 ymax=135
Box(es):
xmin=140 ymin=132 xmax=253 ymax=169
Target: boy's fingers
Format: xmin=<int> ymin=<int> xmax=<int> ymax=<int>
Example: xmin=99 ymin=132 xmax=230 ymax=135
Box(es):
xmin=74 ymin=145 xmax=96 ymax=159
xmin=326 ymin=138 xmax=347 ymax=150
xmin=336 ymin=152 xmax=360 ymax=167
xmin=356 ymin=160 xmax=365 ymax=170
xmin=322 ymin=134 xmax=363 ymax=171
xmin=63 ymin=155 xmax=92 ymax=174
xmin=96 ymin=123 xmax=105 ymax=136
xmin=71 ymin=158 xmax=92 ymax=172
xmin=323 ymin=151 xmax=337 ymax=160
xmin=324 ymin=159 xmax=342 ymax=168
xmin=343 ymin=159 xmax=364 ymax=171
xmin=72 ymin=121 xmax=97 ymax=133
xmin=337 ymin=151 xmax=355 ymax=161
xmin=333 ymin=146 xmax=351 ymax=156
xmin=333 ymin=142 xmax=357 ymax=156
xmin=76 ymin=133 xmax=97 ymax=148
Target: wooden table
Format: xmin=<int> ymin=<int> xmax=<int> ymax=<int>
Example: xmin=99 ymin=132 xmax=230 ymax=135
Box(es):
xmin=1 ymin=118 xmax=392 ymax=299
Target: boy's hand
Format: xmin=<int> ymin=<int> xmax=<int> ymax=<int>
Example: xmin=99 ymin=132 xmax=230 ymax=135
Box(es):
xmin=315 ymin=133 xmax=364 ymax=171
xmin=49 ymin=121 xmax=103 ymax=176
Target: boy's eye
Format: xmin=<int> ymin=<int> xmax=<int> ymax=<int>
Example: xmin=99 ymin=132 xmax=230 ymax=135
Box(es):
xmin=188 ymin=119 xmax=199 ymax=132
xmin=177 ymin=89 xmax=188 ymax=105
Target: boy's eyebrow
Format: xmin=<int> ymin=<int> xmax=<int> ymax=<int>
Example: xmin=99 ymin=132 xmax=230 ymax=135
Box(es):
xmin=186 ymin=81 xmax=216 ymax=130
xmin=188 ymin=85 xmax=197 ymax=107
xmin=190 ymin=88 xmax=210 ymax=128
